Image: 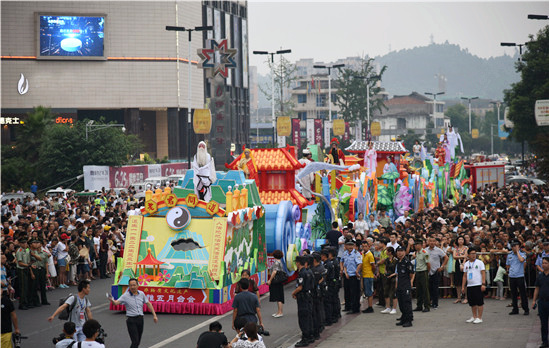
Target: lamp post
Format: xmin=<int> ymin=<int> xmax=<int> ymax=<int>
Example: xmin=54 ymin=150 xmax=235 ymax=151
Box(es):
xmin=253 ymin=49 xmax=291 ymax=146
xmin=352 ymin=74 xmax=381 ymax=141
xmin=500 ymin=42 xmax=528 ymax=62
xmin=461 ymin=96 xmax=479 ymax=133
xmin=425 ymin=91 xmax=445 ymax=130
xmin=313 ymin=64 xmax=345 ymax=122
xmin=528 ymin=14 xmax=549 ymax=20
xmin=85 ymin=120 xmax=126 ymax=141
xmin=490 ymin=124 xmax=498 ymax=155
xmin=165 ymin=25 xmax=212 ymax=167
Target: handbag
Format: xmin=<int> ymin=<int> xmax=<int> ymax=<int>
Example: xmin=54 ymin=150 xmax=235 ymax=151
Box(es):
xmin=272 ymin=270 xmax=288 ymax=284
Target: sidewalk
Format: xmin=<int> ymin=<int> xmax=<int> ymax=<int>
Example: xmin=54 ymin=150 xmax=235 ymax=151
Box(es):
xmin=303 ymin=298 xmax=541 ymax=348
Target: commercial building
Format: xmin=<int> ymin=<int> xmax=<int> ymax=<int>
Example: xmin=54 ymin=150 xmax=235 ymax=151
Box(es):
xmin=1 ymin=1 xmax=250 ymax=169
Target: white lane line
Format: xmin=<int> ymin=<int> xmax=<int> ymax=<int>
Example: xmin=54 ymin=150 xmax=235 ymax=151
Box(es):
xmin=147 ymin=311 xmax=233 ymax=348
xmin=25 ymin=302 xmax=111 ymax=337
xmin=148 ymin=294 xmax=269 ymax=348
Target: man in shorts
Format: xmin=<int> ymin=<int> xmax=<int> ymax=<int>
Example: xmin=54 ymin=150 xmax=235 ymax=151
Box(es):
xmin=462 ymin=249 xmax=486 ymax=324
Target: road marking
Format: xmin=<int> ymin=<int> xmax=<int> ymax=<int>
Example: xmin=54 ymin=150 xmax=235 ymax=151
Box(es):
xmin=148 ymin=293 xmax=269 ymax=348
xmin=25 ymin=302 xmax=111 ymax=337
xmin=147 ymin=311 xmax=233 ymax=348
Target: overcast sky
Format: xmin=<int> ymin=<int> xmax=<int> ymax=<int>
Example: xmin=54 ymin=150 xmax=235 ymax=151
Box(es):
xmin=248 ymin=1 xmax=549 ymax=75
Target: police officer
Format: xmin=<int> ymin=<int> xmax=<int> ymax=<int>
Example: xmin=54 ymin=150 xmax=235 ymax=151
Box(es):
xmin=342 ymin=241 xmax=362 ymax=314
xmin=311 ymin=252 xmax=326 ymax=338
xmin=395 ymin=246 xmax=414 ymax=327
xmin=321 ymin=250 xmax=334 ymax=325
xmin=293 ymin=256 xmax=314 ymax=347
xmin=15 ymin=238 xmax=31 ymax=310
xmin=325 ymin=248 xmax=341 ymax=323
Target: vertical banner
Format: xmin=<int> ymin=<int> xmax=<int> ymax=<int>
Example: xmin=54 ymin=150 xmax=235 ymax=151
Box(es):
xmin=498 ymin=120 xmax=509 ymax=139
xmin=233 ymin=17 xmax=241 ymax=88
xmin=225 ymin=13 xmax=232 ymax=86
xmin=292 ymin=118 xmax=301 ymax=148
xmin=324 ymin=121 xmax=332 ymax=148
xmin=123 ymin=215 xmax=144 ymax=273
xmin=241 ymin=19 xmax=249 ymax=89
xmin=314 ymin=119 xmax=323 ymax=146
xmin=343 ymin=122 xmax=350 ymax=141
xmin=208 ymin=217 xmax=228 ymax=280
xmin=306 ymin=119 xmax=315 ymax=145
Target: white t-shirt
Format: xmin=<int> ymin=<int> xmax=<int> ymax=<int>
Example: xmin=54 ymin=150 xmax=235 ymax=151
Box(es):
xmin=56 ymin=242 xmax=68 ymax=259
xmin=79 ymin=341 xmax=105 ymax=348
xmin=463 ymin=259 xmax=485 ymax=287
xmin=354 ymin=220 xmax=368 ymax=234
xmin=93 ymin=237 xmax=100 ymax=255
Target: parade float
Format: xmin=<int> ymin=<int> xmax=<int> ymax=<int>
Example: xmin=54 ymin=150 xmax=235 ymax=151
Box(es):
xmin=110 ymin=143 xmax=270 ymax=315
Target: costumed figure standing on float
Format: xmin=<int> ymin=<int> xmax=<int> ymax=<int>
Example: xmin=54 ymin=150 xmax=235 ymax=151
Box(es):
xmin=439 ymin=125 xmax=464 ymax=161
xmin=192 ymin=141 xmax=217 ymax=202
xmin=326 ymin=137 xmax=345 ymax=165
xmin=237 ymin=148 xmax=259 ymax=183
xmin=435 ymin=141 xmax=446 ymax=166
xmin=363 ymin=141 xmax=377 ymax=176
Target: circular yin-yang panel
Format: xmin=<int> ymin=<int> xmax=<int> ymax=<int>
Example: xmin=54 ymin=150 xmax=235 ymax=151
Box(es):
xmin=166 ymin=206 xmax=191 ymax=230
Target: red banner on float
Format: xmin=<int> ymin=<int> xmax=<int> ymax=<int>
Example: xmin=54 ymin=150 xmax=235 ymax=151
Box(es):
xmin=292 ymin=118 xmax=301 ymax=148
xmin=314 ymin=119 xmax=323 ymax=146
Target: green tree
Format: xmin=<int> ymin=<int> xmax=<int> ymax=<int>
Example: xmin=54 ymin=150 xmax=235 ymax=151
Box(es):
xmin=334 ymin=57 xmax=387 ymax=132
xmin=259 ymin=56 xmax=298 ymax=117
xmin=504 ymin=25 xmax=549 ymax=177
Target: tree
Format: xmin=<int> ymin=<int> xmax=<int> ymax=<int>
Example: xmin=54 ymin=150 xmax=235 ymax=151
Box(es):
xmin=259 ymin=56 xmax=298 ymax=117
xmin=504 ymin=25 xmax=549 ymax=177
xmin=334 ymin=57 xmax=387 ymax=132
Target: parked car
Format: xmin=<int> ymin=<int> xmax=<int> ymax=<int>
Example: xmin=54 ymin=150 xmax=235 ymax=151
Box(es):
xmin=45 ymin=188 xmax=75 ymax=199
xmin=507 ymin=176 xmax=546 ymax=186
xmin=1 ymin=192 xmax=34 ymax=202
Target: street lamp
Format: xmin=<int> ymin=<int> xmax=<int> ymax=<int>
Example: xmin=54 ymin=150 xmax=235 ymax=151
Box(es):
xmin=500 ymin=42 xmax=528 ymax=61
xmin=461 ymin=96 xmax=479 ymax=133
xmin=353 ymin=74 xmax=381 ymax=141
xmin=489 ymin=124 xmax=498 ymax=155
xmin=313 ymin=64 xmax=345 ymax=122
xmin=165 ymin=25 xmax=213 ymax=167
xmin=490 ymin=101 xmax=502 ymax=121
xmin=85 ymin=120 xmax=126 ymax=141
xmin=528 ymin=14 xmax=549 ymax=20
xmin=425 ymin=91 xmax=445 ymax=129
xmin=253 ymin=49 xmax=292 ymax=146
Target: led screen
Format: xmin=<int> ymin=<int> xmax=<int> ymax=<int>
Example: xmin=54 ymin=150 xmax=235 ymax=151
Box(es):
xmin=38 ymin=15 xmax=105 ymax=58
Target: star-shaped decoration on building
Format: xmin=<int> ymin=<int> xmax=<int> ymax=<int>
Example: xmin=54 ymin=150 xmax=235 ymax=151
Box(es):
xmin=197 ymin=39 xmax=237 ymax=79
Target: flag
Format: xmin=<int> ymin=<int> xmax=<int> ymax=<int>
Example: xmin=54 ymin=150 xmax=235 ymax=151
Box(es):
xmin=311 ymin=77 xmax=315 ymax=89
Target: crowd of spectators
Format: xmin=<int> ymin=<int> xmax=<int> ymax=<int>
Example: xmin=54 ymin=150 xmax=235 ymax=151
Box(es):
xmin=1 ymin=188 xmax=145 ymax=310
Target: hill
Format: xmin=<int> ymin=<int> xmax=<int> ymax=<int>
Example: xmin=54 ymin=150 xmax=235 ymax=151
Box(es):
xmin=374 ymin=42 xmax=519 ymax=100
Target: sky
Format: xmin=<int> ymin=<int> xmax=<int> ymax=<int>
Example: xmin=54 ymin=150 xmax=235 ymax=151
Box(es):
xmin=248 ymin=1 xmax=549 ymax=75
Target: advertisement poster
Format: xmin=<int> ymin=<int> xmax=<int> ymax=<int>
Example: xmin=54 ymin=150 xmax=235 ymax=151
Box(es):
xmin=292 ymin=118 xmax=301 ymax=147
xmin=314 ymin=119 xmax=323 ymax=146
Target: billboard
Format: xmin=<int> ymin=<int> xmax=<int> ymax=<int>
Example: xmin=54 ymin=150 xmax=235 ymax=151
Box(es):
xmin=535 ymin=100 xmax=549 ymax=126
xmin=37 ymin=14 xmax=105 ymax=59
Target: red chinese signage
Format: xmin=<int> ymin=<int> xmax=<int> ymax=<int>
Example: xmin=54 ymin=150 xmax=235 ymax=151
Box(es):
xmin=292 ymin=118 xmax=301 ymax=148
xmin=314 ymin=119 xmax=323 ymax=146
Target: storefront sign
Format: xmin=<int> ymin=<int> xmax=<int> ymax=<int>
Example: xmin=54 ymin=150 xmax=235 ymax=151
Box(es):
xmin=0 ymin=117 xmax=23 ymax=125
xmin=277 ymin=116 xmax=291 ymax=137
xmin=333 ymin=119 xmax=345 ymax=136
xmin=193 ymin=109 xmax=212 ymax=134
xmin=55 ymin=117 xmax=74 ymax=124
xmin=18 ymin=73 xmax=29 ymax=95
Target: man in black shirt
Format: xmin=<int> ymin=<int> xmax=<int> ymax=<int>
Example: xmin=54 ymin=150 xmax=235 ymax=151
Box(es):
xmin=325 ymin=222 xmax=341 ymax=248
xmin=395 ymin=246 xmax=415 ymax=328
xmin=533 ymin=257 xmax=549 ymax=348
xmin=196 ymin=321 xmax=228 ymax=348
xmin=232 ymin=279 xmax=264 ymax=330
xmin=293 ymin=256 xmax=314 ymax=347
xmin=1 ymin=291 xmax=20 ymax=346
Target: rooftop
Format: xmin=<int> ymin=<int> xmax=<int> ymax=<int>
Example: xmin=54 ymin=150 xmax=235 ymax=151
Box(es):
xmin=345 ymin=141 xmax=407 ymax=154
xmin=227 ymin=147 xmax=305 ymax=171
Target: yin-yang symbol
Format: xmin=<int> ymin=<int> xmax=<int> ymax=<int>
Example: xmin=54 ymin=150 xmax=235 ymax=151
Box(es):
xmin=166 ymin=206 xmax=191 ymax=230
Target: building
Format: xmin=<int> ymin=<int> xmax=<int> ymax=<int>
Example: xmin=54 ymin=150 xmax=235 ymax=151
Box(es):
xmin=1 ymin=1 xmax=250 ymax=170
xmin=372 ymin=92 xmax=448 ymax=142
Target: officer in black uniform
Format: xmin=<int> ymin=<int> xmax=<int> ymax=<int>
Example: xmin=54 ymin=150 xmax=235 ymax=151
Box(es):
xmin=328 ymin=248 xmax=341 ymax=321
xmin=293 ymin=256 xmax=314 ymax=347
xmin=311 ymin=252 xmax=326 ymax=338
xmin=321 ymin=250 xmax=334 ymax=325
xmin=395 ymin=246 xmax=415 ymax=327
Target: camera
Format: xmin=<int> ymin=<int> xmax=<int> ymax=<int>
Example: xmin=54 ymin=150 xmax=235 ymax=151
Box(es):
xmin=52 ymin=333 xmax=66 ymax=345
xmin=96 ymin=327 xmax=107 ymax=344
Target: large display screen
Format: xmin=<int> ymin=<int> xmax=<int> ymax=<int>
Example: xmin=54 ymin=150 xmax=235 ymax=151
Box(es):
xmin=38 ymin=14 xmax=105 ymax=59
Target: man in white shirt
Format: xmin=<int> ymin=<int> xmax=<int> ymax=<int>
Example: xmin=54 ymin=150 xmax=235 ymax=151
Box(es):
xmin=80 ymin=319 xmax=105 ymax=348
xmin=462 ymin=249 xmax=486 ymax=324
xmin=387 ymin=233 xmax=400 ymax=251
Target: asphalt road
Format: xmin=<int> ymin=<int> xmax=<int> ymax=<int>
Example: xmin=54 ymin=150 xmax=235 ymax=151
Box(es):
xmin=15 ymin=277 xmax=305 ymax=348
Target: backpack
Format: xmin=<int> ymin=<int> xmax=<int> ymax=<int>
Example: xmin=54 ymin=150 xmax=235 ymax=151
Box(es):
xmin=58 ymin=294 xmax=76 ymax=321
xmin=67 ymin=342 xmax=81 ymax=348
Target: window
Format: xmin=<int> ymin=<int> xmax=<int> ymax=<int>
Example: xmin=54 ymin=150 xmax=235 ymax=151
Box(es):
xmin=397 ymin=118 xmax=406 ymax=129
xmin=316 ymin=94 xmax=327 ymax=107
xmin=435 ymin=118 xmax=444 ymax=127
xmin=436 ymin=104 xmax=444 ymax=113
xmin=297 ymin=94 xmax=307 ymax=104
xmin=298 ymin=112 xmax=307 ymax=120
xmin=318 ymin=111 xmax=328 ymax=120
xmin=331 ymin=93 xmax=337 ymax=104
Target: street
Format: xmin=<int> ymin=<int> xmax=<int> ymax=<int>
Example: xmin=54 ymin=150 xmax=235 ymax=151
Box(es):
xmin=15 ymin=278 xmax=543 ymax=348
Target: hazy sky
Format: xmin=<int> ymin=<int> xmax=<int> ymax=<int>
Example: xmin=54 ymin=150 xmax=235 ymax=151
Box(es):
xmin=248 ymin=1 xmax=549 ymax=74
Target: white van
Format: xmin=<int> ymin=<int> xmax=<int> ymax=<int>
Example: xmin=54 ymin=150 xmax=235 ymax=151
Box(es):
xmin=144 ymin=176 xmax=170 ymax=187
xmin=45 ymin=188 xmax=75 ymax=199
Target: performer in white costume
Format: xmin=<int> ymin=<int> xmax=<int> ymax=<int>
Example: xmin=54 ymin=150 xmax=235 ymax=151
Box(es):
xmin=440 ymin=125 xmax=464 ymax=160
xmin=297 ymin=149 xmax=314 ymax=199
xmin=191 ymin=141 xmax=217 ymax=202
xmin=363 ymin=141 xmax=377 ymax=176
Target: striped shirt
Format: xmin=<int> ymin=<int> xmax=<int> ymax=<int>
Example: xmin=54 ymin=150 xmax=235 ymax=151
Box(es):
xmin=117 ymin=290 xmax=149 ymax=317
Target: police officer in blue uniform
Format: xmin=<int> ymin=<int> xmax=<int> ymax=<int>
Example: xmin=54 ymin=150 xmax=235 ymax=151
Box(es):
xmin=342 ymin=241 xmax=362 ymax=314
xmin=293 ymin=256 xmax=314 ymax=347
xmin=395 ymin=246 xmax=415 ymax=327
